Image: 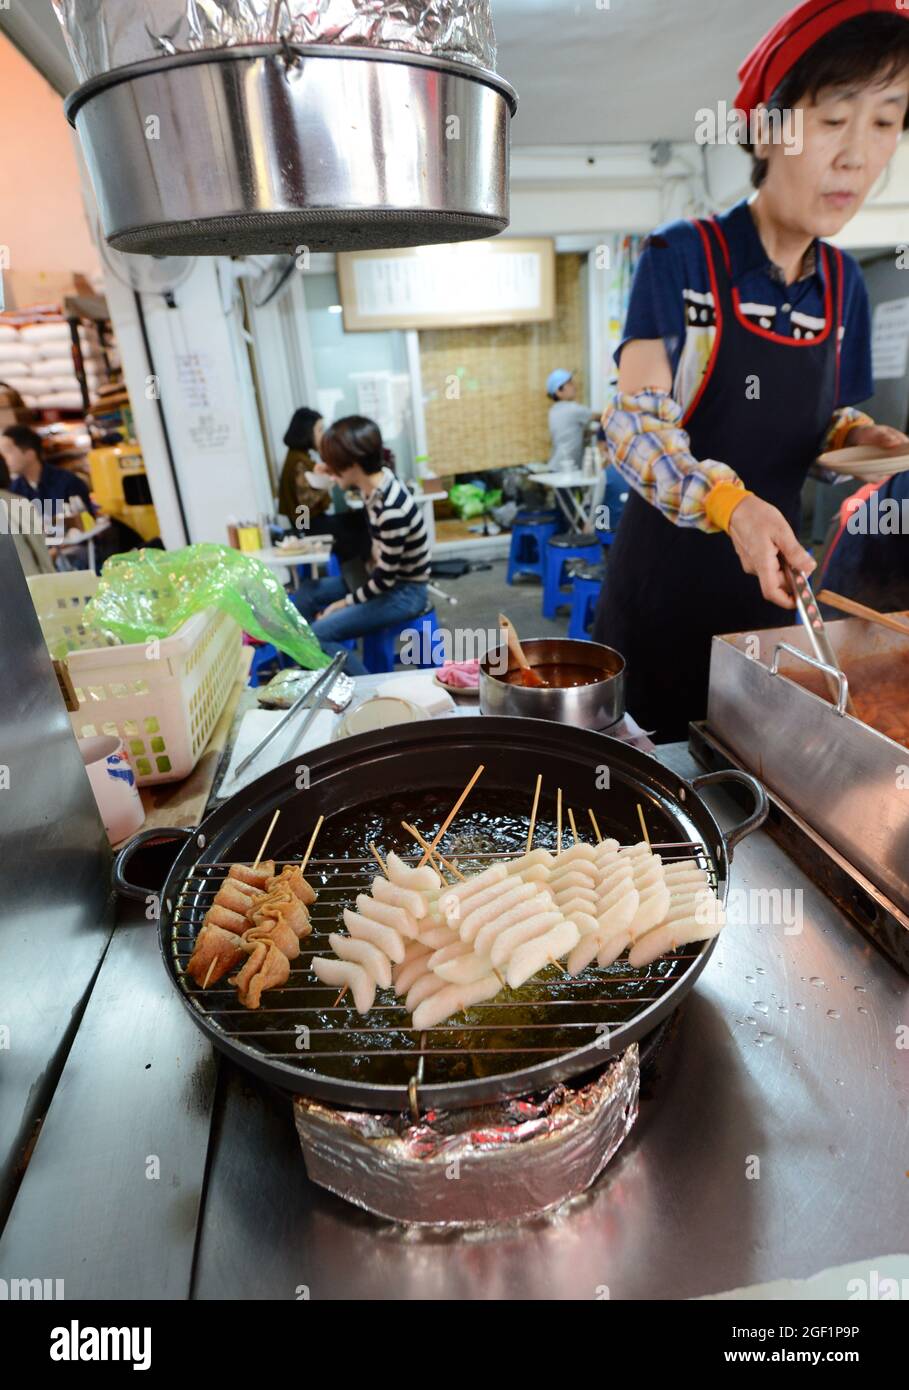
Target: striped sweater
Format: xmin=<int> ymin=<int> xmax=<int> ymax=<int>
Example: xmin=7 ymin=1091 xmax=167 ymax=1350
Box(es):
xmin=344 ymin=469 xmax=431 ymax=606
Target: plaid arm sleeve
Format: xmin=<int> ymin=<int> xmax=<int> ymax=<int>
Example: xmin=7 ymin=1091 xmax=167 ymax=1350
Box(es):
xmin=602 ymin=390 xmax=747 ymax=533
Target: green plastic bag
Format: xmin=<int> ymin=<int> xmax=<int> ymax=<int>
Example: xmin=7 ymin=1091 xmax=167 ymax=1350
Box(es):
xmin=82 ymin=543 xmax=329 ymax=669
xmin=450 ymin=483 xmax=503 ymax=521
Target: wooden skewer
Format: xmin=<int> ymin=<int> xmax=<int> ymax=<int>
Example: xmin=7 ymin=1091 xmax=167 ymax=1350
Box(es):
xmin=416 ymin=763 xmax=484 ymax=866
xmin=588 ymin=808 xmax=602 ymax=843
xmin=333 ymin=987 xmax=347 ymax=1006
xmin=548 ymin=956 xmax=570 ymax=976
xmin=402 ymin=822 xmax=466 ymax=880
xmin=556 ymin=787 xmax=562 ymax=854
xmin=202 ymin=959 xmax=216 ymax=989
xmin=252 ymin=808 xmax=281 ymax=869
xmin=526 ymin=773 xmax=542 ymax=852
xmin=567 ymin=807 xmax=579 ymax=845
xmin=368 ymin=841 xmax=387 ymax=874
xmin=817 ymin=588 xmax=909 ymax=638
xmin=636 ymin=802 xmax=650 ymax=846
xmin=300 ymin=814 xmax=324 ymax=873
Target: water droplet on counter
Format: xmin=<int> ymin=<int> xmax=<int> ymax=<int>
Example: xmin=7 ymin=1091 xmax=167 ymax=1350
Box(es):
xmin=827 ymin=1009 xmax=840 ymax=1020
xmin=778 ymin=1004 xmax=788 ymax=1013
xmin=756 ymin=966 xmax=766 ymax=975
xmin=810 ymin=976 xmax=825 ymax=988
xmin=857 ymin=1006 xmax=869 ymax=1016
xmin=758 ymin=1031 xmax=773 ymax=1043
xmin=854 ymin=985 xmax=866 ymax=994
xmin=835 ymin=1077 xmax=845 ymax=1086
xmin=795 ymin=1001 xmax=805 ymax=1010
xmin=754 ymin=1001 xmax=769 ymax=1014
xmin=846 ymin=1108 xmax=854 ymax=1118
xmin=745 ymin=1016 xmax=757 ymax=1026
xmin=745 ymin=974 xmax=756 ymax=984
xmin=872 ymin=1064 xmax=880 ymax=1072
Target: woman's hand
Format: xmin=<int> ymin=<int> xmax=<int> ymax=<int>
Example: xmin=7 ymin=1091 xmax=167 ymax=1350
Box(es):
xmin=316 ymin=599 xmax=347 ymax=620
xmin=846 ymin=423 xmax=909 ymax=451
xmin=727 ymin=495 xmax=815 ymax=609
xmin=844 ymin=424 xmax=909 ymax=484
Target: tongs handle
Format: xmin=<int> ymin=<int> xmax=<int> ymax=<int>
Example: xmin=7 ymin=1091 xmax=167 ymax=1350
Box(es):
xmin=780 ymin=558 xmax=855 ymax=715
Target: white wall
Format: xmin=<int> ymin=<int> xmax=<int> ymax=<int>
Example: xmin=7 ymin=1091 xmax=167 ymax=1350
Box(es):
xmin=99 ymin=258 xmax=273 ymax=548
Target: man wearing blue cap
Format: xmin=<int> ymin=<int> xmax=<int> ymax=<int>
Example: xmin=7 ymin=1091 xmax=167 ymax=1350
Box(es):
xmin=546 ymin=369 xmax=597 ymax=470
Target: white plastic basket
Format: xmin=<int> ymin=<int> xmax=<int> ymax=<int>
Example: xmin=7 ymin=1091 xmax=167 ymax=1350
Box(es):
xmin=28 ymin=571 xmax=243 ymax=785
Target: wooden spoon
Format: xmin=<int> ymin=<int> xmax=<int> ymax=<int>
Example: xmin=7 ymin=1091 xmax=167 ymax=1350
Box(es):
xmin=499 ymin=613 xmax=547 ymax=687
xmin=817 ymin=589 xmax=909 ymax=639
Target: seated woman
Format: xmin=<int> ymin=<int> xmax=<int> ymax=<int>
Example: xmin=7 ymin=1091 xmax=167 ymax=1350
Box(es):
xmin=277 ymin=407 xmax=330 ymax=532
xmin=278 ymin=405 xmax=372 ymax=588
xmin=291 ymin=416 xmax=431 ymax=674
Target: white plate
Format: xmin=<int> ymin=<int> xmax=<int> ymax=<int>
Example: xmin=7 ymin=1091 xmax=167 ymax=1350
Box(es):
xmin=816 ymin=445 xmax=909 ymax=478
xmin=332 ymin=695 xmax=429 ymax=741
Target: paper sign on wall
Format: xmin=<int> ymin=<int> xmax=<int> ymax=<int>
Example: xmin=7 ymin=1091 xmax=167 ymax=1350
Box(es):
xmin=174 ymin=350 xmax=237 ymax=451
xmin=871 ymin=296 xmax=909 ymax=382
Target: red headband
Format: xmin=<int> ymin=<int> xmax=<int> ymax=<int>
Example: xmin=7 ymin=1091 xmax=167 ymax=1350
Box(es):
xmin=735 ymin=0 xmax=909 ymax=114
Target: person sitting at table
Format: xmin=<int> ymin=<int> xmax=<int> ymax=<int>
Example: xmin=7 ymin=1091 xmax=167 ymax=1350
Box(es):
xmin=277 ymin=407 xmax=331 ymax=531
xmin=290 ymin=416 xmax=431 ymax=674
xmin=278 ymin=404 xmax=372 ymax=589
xmin=1 ymin=425 xmax=95 ymax=523
xmin=546 ymin=369 xmax=598 ymax=470
xmin=0 ymin=453 xmax=54 ymax=578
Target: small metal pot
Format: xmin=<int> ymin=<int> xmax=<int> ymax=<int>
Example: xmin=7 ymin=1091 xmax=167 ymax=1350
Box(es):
xmin=479 ymin=638 xmax=625 ymax=730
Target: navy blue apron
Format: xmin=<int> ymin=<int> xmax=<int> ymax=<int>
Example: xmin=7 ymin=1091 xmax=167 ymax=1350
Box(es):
xmin=593 ymin=217 xmax=844 ymax=741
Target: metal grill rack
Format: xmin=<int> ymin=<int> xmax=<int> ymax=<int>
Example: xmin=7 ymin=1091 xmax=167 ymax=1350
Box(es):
xmin=168 ymin=842 xmax=719 ymax=1105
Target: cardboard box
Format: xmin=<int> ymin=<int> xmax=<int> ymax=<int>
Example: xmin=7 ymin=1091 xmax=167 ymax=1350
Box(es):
xmin=1 ymin=269 xmax=95 ymax=313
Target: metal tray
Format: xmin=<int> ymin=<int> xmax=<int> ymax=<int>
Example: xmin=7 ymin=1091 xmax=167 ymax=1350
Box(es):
xmin=707 ymin=617 xmax=909 ymax=914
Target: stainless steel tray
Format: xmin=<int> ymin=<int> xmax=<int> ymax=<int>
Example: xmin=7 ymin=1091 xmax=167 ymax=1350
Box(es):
xmin=707 ymin=617 xmax=909 ymax=913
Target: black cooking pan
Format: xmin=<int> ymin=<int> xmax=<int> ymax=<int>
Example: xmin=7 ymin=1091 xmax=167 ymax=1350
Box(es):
xmin=113 ymin=717 xmax=766 ymax=1110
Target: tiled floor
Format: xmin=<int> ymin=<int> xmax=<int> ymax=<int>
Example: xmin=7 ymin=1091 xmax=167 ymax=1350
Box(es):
xmin=429 ymin=556 xmax=576 ymax=653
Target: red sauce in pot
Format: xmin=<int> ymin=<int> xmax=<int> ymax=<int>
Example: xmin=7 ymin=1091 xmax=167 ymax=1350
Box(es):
xmin=503 ymin=663 xmax=609 ymax=688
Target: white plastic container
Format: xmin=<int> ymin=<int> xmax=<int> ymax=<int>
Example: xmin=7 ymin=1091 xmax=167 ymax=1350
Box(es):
xmin=28 ymin=571 xmax=242 ymax=785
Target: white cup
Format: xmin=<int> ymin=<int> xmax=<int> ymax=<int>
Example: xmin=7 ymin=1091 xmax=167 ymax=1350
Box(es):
xmin=78 ymin=735 xmax=145 ymax=844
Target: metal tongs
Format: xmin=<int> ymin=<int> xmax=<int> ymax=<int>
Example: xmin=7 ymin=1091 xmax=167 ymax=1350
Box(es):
xmin=781 ymin=559 xmax=856 ymax=716
xmin=235 ymin=650 xmax=348 ymax=777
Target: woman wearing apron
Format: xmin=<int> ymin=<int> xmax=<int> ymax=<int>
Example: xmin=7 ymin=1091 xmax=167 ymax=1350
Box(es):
xmin=593 ymin=0 xmax=909 ymax=741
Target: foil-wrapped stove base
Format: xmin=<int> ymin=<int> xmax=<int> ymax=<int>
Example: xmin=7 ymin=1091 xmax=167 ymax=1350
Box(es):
xmin=294 ymin=1047 xmax=639 ymax=1226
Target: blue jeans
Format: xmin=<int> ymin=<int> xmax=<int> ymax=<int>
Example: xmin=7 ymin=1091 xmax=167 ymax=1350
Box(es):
xmin=291 ymin=577 xmax=428 ymax=675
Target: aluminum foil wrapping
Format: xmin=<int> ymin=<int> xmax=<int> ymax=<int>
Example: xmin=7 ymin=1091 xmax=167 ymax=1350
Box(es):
xmin=293 ymin=1046 xmax=640 ymax=1226
xmin=54 ymin=1 xmax=497 ymax=86
xmin=255 ymin=666 xmax=355 ymax=712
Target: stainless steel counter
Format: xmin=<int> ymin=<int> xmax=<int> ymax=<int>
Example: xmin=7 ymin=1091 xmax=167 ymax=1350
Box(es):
xmin=2 ymin=742 xmax=907 ymax=1300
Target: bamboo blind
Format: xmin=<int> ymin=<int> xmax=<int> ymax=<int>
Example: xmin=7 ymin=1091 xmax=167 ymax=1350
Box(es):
xmin=420 ymin=253 xmax=586 ymax=477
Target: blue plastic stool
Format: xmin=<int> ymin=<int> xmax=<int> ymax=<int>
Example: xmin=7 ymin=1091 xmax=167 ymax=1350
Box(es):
xmin=567 ymin=566 xmax=605 ymax=640
xmin=248 ymin=642 xmax=286 ymax=688
xmin=507 ymin=516 xmax=560 ymax=585
xmin=542 ymin=533 xmax=601 ymax=619
xmin=325 ymin=551 xmax=342 ymax=578
xmin=362 ymin=607 xmax=442 ymax=674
